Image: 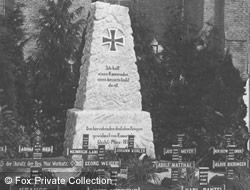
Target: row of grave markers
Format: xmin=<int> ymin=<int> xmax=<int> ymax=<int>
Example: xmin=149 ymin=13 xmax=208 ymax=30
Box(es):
xmin=0 ymin=129 xmax=77 ymax=190
xmin=65 ymin=133 xmax=249 ymax=190
xmin=77 ymin=134 xmax=143 ymax=190
xmin=0 ymin=132 xmax=144 ymax=190
xmin=154 ymin=134 xmax=249 ymax=190
xmin=0 ymin=132 xmax=249 ymax=190
xmin=0 ymin=129 xmax=76 ymax=169
xmin=212 ymin=134 xmax=248 ymax=180
xmin=66 ymin=134 xmax=146 ymax=189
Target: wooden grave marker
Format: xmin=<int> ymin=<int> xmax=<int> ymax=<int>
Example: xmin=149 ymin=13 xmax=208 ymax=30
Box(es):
xmin=1 ymin=129 xmax=76 ymax=190
xmin=182 ymin=167 xmax=225 ymax=190
xmin=68 ymin=135 xmax=143 ymax=189
xmin=67 ymin=135 xmax=121 ymax=169
xmin=83 ymin=145 xmax=121 ymax=170
xmin=18 ymin=129 xmax=53 ymax=159
xmin=82 ymin=145 xmax=121 ymax=190
xmin=114 ymin=135 xmax=144 ymax=185
xmin=115 ymin=135 xmax=146 ymax=154
xmin=66 ymin=134 xmax=98 ymax=156
xmin=67 ymin=134 xmax=121 ymax=189
xmin=212 ymin=134 xmax=248 ymax=180
xmin=155 ymin=134 xmax=196 ymax=181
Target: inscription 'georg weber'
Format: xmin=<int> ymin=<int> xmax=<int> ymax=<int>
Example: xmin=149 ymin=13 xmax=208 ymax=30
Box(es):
xmin=97 ymin=65 xmax=129 ymax=88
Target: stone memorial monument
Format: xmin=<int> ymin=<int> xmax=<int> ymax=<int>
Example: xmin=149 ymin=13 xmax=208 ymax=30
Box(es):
xmin=64 ymin=2 xmax=155 ymax=158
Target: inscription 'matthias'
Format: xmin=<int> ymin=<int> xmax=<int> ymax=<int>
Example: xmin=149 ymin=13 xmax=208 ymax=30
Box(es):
xmin=97 ymin=65 xmax=130 ymax=87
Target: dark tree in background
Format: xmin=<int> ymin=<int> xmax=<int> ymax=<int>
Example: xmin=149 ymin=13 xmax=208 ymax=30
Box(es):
xmin=161 ymin=13 xmax=247 ymax=165
xmin=0 ymin=3 xmax=25 ymax=115
xmin=24 ymin=0 xmax=86 ymax=155
xmin=0 ymin=0 xmax=86 ymax=157
xmin=0 ymin=3 xmax=29 ymax=158
xmin=132 ymin=5 xmax=247 ymax=165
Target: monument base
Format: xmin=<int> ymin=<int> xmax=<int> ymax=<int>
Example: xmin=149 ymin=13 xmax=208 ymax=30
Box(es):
xmin=64 ymin=109 xmax=155 ymax=158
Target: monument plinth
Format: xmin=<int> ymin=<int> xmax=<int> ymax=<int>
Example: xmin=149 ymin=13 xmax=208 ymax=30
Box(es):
xmin=64 ymin=2 xmax=155 ymax=158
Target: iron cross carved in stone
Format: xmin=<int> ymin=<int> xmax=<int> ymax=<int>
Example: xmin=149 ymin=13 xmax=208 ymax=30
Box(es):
xmin=102 ymin=28 xmax=125 ymax=52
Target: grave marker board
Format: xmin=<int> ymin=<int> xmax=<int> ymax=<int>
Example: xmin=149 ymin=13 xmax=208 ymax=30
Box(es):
xmin=158 ymin=134 xmax=196 ymax=181
xmin=67 ymin=134 xmax=99 ymax=157
xmin=1 ymin=129 xmax=76 ymax=190
xmin=182 ymin=167 xmax=225 ymax=190
xmin=115 ymin=135 xmax=146 ymax=154
xmin=212 ymin=134 xmax=248 ymax=180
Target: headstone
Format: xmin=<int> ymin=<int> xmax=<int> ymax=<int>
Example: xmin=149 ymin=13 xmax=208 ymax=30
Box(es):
xmin=64 ymin=2 xmax=155 ymax=158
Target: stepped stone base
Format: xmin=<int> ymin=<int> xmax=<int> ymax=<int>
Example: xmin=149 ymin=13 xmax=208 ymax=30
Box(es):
xmin=64 ymin=109 xmax=155 ymax=158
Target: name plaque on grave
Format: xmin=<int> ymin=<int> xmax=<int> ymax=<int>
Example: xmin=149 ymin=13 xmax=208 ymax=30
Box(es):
xmin=116 ymin=148 xmax=146 ymax=153
xmin=83 ymin=160 xmax=121 ymax=168
xmin=164 ymin=148 xmax=196 ymax=154
xmin=154 ymin=161 xmax=195 ymax=169
xmin=68 ymin=149 xmax=98 ymax=155
xmin=213 ymin=161 xmax=248 ymax=168
xmin=19 ymin=146 xmax=53 ymax=153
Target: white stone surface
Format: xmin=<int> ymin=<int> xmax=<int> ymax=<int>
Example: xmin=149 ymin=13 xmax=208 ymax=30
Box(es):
xmin=74 ymin=2 xmax=141 ymax=111
xmin=65 ymin=2 xmax=155 ymax=159
xmin=243 ymin=79 xmax=249 ymax=150
xmin=64 ymin=109 xmax=155 ymax=158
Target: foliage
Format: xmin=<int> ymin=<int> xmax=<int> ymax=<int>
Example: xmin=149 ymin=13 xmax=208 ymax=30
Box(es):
xmin=232 ymin=167 xmax=250 ymax=190
xmin=178 ymin=168 xmax=199 ymax=189
xmin=0 ymin=89 xmax=29 ymax=158
xmin=161 ymin=177 xmax=176 ymax=190
xmin=129 ymin=0 xmax=167 ymax=145
xmin=0 ymin=2 xmax=26 ymax=114
xmin=160 ymin=23 xmax=247 ymax=164
xmin=161 ymin=168 xmax=198 ymax=190
xmin=24 ymin=0 xmax=86 ymax=155
xmin=210 ymin=175 xmax=247 ymax=190
xmin=121 ymin=156 xmax=159 ymax=189
xmin=0 ymin=3 xmax=29 ymax=157
xmin=132 ymin=3 xmax=247 ymax=165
